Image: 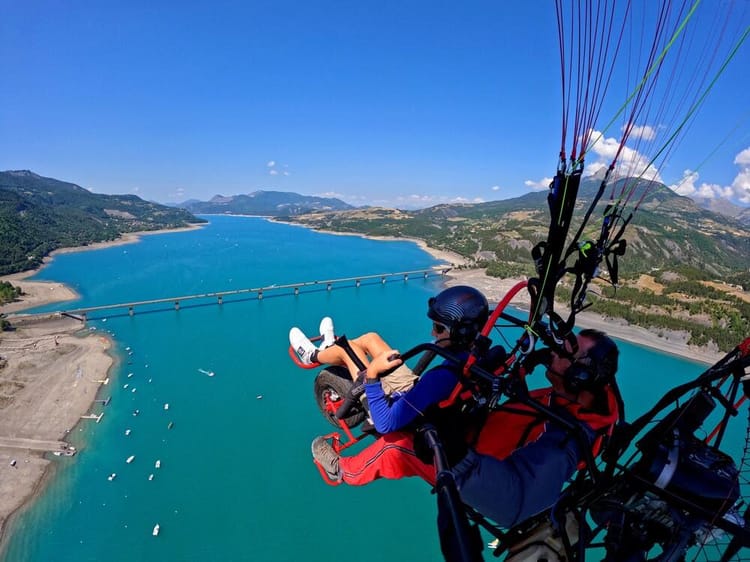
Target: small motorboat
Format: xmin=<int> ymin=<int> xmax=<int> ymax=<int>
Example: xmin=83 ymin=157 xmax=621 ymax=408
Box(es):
xmin=167 ymin=421 xmax=174 ymax=430
xmin=125 ymin=429 xmax=131 ymax=436
xmin=163 ymin=403 xmax=169 ymax=411
xmin=155 ymin=460 xmax=161 ymax=469
xmin=148 ymin=474 xmax=154 ymax=481
xmin=108 ymin=473 xmax=117 ymax=481
xmin=256 ymin=394 xmax=263 ymax=400
xmin=126 ymin=455 xmax=135 ymax=464
xmin=152 ymin=523 xmax=160 ymax=536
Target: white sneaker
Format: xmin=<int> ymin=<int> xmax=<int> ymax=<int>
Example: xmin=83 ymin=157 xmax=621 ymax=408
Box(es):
xmin=289 ymin=327 xmax=317 ymax=365
xmin=319 ymin=317 xmax=335 ymax=350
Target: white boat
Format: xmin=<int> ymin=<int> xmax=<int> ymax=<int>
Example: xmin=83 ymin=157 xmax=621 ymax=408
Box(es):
xmin=148 ymin=474 xmax=154 ymax=481
xmin=152 ymin=523 xmax=160 ymax=536
xmin=108 ymin=473 xmax=117 ymax=481
xmin=127 ymin=372 xmax=133 ymax=378
xmin=125 ymin=429 xmax=131 ymax=436
xmin=256 ymin=394 xmax=263 ymax=400
xmin=163 ymin=403 xmax=169 ymax=411
xmin=155 ymin=460 xmax=161 ymax=469
xmin=126 ymin=455 xmax=135 ymax=464
xmin=123 ymin=383 xmax=129 ymax=389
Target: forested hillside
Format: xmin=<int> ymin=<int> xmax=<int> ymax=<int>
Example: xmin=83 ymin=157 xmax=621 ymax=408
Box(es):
xmin=0 ymin=170 xmax=205 ymax=274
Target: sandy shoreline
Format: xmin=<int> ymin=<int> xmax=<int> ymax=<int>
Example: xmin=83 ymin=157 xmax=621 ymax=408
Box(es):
xmin=0 ymin=226 xmax=203 ymax=550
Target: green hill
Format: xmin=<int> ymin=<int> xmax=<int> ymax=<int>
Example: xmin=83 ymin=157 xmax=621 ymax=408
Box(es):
xmin=280 ymin=176 xmax=750 ymax=352
xmin=0 ymin=170 xmax=205 ymax=275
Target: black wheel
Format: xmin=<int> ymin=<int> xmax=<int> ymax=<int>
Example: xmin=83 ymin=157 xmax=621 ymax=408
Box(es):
xmin=313 ymin=366 xmax=366 ymax=428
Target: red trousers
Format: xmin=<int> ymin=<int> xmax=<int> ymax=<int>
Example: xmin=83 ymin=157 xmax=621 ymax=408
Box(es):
xmin=339 ymin=431 xmax=436 ymax=486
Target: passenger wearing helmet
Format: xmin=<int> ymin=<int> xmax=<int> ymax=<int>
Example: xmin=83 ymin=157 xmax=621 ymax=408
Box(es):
xmin=307 ymin=285 xmax=489 ymax=485
xmin=449 ymin=328 xmax=620 ymax=528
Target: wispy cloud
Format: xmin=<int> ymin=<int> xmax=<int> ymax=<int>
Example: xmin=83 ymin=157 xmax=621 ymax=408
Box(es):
xmin=524 ymin=177 xmax=553 ymax=191
xmin=627 ymin=124 xmax=657 ymax=141
xmin=491 ymin=185 xmax=500 ymax=191
xmin=266 ymin=160 xmax=290 ymax=176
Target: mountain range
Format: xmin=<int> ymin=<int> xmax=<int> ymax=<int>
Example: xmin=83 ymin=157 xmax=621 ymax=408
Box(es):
xmin=280 ymin=176 xmax=750 ymax=282
xmin=179 ymin=191 xmax=353 ymax=216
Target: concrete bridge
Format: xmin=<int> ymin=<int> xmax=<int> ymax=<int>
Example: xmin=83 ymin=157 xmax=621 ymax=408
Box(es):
xmin=15 ymin=267 xmax=451 ymax=321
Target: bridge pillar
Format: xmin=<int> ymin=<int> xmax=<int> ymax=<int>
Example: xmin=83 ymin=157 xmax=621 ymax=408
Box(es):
xmin=218 ymin=295 xmax=223 ymax=305
xmin=356 ymin=279 xmax=360 ymax=288
xmin=294 ymin=287 xmax=299 ymax=296
xmin=258 ymin=290 xmax=263 ymax=300
xmin=175 ymin=301 xmax=180 ymax=311
xmin=404 ymin=274 xmax=408 ymax=281
xmin=327 ymin=283 xmax=332 ymax=292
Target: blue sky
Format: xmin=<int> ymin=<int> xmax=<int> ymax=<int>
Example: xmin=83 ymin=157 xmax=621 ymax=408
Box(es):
xmin=1 ymin=1 xmax=749 ymax=209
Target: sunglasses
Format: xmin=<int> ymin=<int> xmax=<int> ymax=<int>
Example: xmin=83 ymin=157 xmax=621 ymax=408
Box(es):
xmin=433 ymin=322 xmax=449 ymax=335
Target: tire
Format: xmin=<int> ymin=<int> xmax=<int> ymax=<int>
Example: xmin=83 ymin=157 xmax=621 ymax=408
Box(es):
xmin=313 ymin=366 xmax=367 ymax=428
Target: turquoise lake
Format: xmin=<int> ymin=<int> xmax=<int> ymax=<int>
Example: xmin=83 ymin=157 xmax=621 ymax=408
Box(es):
xmin=1 ymin=216 xmax=731 ymax=562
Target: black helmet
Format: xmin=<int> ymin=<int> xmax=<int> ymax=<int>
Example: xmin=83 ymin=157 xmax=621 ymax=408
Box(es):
xmin=427 ymin=285 xmax=489 ymax=347
xmin=564 ymin=329 xmax=619 ymax=393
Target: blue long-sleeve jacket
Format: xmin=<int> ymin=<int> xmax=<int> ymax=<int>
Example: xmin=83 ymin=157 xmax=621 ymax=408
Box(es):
xmin=364 ymin=362 xmax=459 ymax=434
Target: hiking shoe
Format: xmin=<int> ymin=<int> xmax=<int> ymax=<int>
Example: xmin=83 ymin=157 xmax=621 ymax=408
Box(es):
xmin=311 ymin=436 xmax=341 ymax=481
xmin=290 ymin=327 xmax=317 ymax=365
xmin=319 ymin=317 xmax=335 ymax=349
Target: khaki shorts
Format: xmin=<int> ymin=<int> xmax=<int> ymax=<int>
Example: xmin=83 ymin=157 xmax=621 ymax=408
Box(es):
xmin=379 ymin=364 xmax=417 ymax=396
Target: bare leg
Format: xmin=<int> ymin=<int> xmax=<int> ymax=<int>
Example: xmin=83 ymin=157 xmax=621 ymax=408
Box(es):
xmin=316 ymin=332 xmax=392 ymax=381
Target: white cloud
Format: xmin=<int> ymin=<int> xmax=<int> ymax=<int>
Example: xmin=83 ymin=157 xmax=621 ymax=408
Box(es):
xmin=731 ymin=146 xmax=750 ymax=203
xmin=670 ymin=169 xmax=735 ymax=201
xmin=586 ymin=129 xmax=661 ymax=182
xmin=669 ymin=147 xmax=750 ymax=204
xmin=491 ymin=185 xmax=500 ymax=191
xmin=735 ymin=147 xmax=750 ymax=166
xmin=524 ymin=177 xmax=553 ymax=191
xmin=267 ymin=160 xmax=290 ymax=176
xmin=627 ymin=124 xmax=657 ymax=141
